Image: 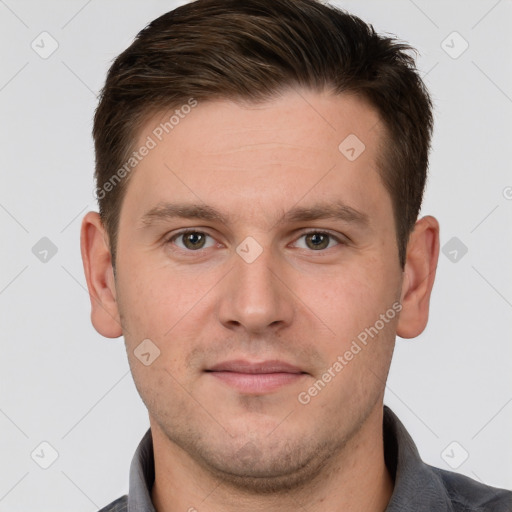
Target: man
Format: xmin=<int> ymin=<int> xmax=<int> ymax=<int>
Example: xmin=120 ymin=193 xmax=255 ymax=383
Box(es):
xmin=81 ymin=0 xmax=512 ymax=510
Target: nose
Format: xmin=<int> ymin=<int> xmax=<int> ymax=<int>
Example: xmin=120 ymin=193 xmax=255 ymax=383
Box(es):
xmin=216 ymin=242 xmax=295 ymax=334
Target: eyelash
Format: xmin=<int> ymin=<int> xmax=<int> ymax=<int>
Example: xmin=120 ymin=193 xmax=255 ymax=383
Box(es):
xmin=165 ymin=228 xmax=347 ymax=253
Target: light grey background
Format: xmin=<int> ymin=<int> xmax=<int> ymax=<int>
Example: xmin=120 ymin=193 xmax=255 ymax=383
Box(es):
xmin=0 ymin=0 xmax=511 ymax=510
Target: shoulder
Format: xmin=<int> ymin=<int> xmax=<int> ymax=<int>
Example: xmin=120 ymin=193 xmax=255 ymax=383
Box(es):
xmin=429 ymin=465 xmax=512 ymax=511
xmin=97 ymin=495 xmax=128 ymax=512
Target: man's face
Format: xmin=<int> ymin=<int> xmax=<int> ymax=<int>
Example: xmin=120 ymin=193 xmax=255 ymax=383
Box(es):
xmin=113 ymin=89 xmax=404 ymax=489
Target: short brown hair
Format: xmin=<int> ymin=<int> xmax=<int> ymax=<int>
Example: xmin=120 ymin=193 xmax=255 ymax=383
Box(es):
xmin=93 ymin=0 xmax=434 ymax=268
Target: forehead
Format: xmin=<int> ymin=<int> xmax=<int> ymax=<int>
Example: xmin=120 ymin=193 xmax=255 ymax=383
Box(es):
xmin=122 ymin=89 xmax=390 ymax=228
xmin=137 ymin=89 xmax=383 ymax=164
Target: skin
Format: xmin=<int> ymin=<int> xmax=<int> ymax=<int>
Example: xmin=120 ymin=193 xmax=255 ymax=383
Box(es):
xmin=81 ymin=88 xmax=439 ymax=512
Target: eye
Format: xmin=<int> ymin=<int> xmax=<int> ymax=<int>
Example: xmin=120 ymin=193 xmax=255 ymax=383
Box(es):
xmin=167 ymin=230 xmax=216 ymax=251
xmin=292 ymin=230 xmax=344 ymax=251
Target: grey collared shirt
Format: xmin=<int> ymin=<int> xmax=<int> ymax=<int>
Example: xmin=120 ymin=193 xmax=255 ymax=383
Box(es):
xmin=98 ymin=406 xmax=512 ymax=511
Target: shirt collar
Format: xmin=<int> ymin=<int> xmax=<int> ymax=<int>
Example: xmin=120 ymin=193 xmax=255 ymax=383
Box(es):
xmin=382 ymin=406 xmax=453 ymax=511
xmin=127 ymin=406 xmax=453 ymax=511
xmin=128 ymin=427 xmax=156 ymax=512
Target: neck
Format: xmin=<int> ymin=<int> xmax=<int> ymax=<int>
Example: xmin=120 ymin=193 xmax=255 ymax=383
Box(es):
xmin=150 ymin=404 xmax=393 ymax=512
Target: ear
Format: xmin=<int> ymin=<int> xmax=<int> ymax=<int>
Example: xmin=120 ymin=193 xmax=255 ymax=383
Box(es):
xmin=80 ymin=211 xmax=123 ymax=338
xmin=396 ymin=215 xmax=440 ymax=339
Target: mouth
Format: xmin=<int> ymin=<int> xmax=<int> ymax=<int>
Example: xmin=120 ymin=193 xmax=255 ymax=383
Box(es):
xmin=205 ymin=359 xmax=308 ymax=394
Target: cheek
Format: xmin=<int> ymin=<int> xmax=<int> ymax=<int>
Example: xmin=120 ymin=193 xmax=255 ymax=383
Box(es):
xmin=117 ymin=258 xmax=190 ymax=328
xmin=299 ymin=275 xmax=398 ymax=421
xmin=303 ymin=258 xmax=399 ymax=343
xmin=118 ymin=268 xmax=195 ymax=395
xmin=115 ymin=259 xmax=221 ymax=372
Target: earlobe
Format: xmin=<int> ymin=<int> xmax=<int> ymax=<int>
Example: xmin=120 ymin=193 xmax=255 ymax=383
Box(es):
xmin=80 ymin=211 xmax=123 ymax=338
xmin=396 ymin=215 xmax=440 ymax=339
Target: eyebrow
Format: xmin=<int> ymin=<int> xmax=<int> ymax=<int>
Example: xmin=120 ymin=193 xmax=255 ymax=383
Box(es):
xmin=139 ymin=200 xmax=369 ymax=229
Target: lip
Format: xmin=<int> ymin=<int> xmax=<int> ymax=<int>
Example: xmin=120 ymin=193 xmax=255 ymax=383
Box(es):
xmin=205 ymin=359 xmax=307 ymax=393
xmin=207 ymin=359 xmax=304 ymax=374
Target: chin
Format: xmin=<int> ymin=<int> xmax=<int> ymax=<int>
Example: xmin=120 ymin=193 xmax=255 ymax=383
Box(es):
xmin=187 ymin=433 xmax=346 ymax=495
